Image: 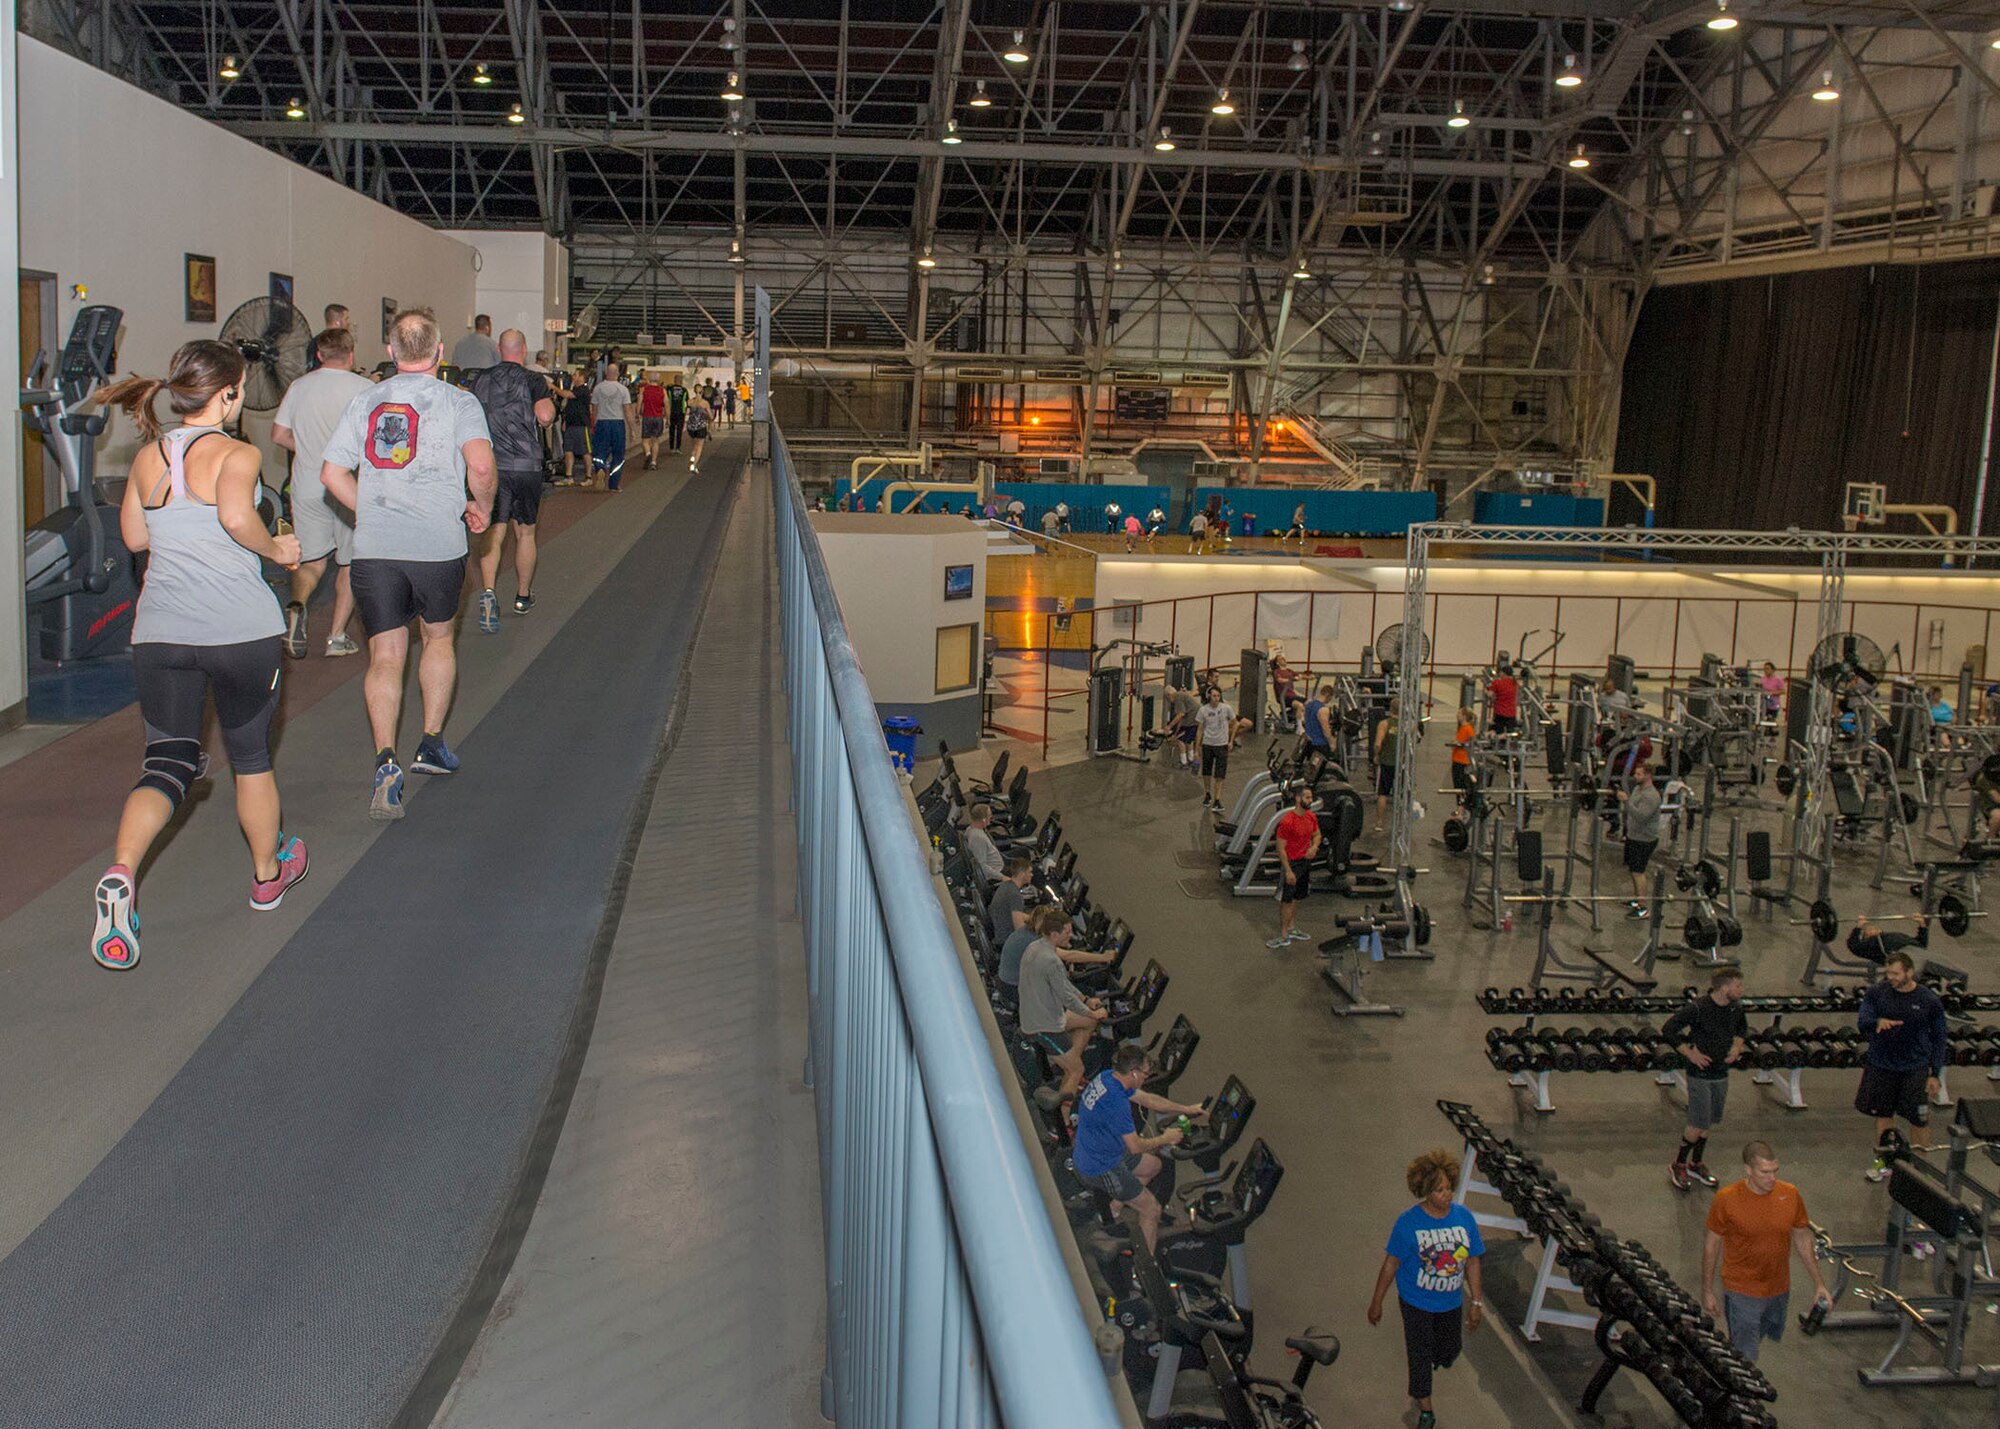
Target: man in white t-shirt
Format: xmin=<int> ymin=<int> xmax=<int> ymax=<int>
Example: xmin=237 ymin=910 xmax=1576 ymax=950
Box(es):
xmin=273 ymin=326 xmax=376 ymax=658
xmin=589 ymin=363 xmax=636 ymax=490
xmin=450 ymin=313 xmax=501 ymax=371
xmin=1189 ymin=510 xmax=1209 ymax=554
xmin=1195 ymin=685 xmax=1251 ymax=812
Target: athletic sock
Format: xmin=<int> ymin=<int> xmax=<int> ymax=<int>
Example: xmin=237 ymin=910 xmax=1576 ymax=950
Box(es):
xmin=1674 ymin=1140 xmax=1693 ymax=1165
xmin=1691 ymin=1136 xmax=1707 ymax=1165
xmin=423 ymin=730 xmax=442 ymax=743
xmin=375 ymin=747 xmax=395 ymax=768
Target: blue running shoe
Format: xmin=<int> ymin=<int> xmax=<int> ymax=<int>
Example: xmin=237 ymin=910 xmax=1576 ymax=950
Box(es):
xmin=411 ymin=736 xmax=459 ymax=775
xmin=477 ymin=588 xmax=500 ymax=635
xmin=371 ymin=759 xmax=406 ymax=821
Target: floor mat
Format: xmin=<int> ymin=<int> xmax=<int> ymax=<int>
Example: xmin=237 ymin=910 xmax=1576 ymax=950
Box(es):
xmin=1175 ymin=849 xmax=1220 ymax=868
xmin=1178 ymin=876 xmax=1229 ymax=900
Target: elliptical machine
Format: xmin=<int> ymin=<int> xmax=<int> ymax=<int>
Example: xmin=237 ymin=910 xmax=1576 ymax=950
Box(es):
xmin=22 ymin=305 xmax=134 ymax=662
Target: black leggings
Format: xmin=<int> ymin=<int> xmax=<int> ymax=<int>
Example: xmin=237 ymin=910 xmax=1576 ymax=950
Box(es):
xmin=133 ymin=637 xmax=283 ymax=778
xmin=1400 ymin=1299 xmax=1464 ymax=1401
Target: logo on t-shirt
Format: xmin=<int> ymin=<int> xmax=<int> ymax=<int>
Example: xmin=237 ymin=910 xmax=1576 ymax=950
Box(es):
xmin=1413 ymin=1224 xmax=1472 ymax=1294
xmin=365 ymin=402 xmax=421 ymax=469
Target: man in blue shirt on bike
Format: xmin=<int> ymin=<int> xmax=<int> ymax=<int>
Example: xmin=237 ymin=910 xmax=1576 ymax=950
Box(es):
xmin=1071 ymin=1043 xmax=1207 ymax=1253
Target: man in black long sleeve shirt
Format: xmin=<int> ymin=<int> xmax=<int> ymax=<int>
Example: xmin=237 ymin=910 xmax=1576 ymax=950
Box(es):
xmin=1857 ymin=950 xmax=1950 ymax=1180
xmin=1661 ymin=969 xmax=1749 ymax=1190
xmin=1847 ymin=912 xmax=1928 ymax=967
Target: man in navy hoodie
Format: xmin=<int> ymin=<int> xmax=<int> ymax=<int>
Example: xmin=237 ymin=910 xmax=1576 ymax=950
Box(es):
xmin=1856 ymin=950 xmax=1948 ymax=1181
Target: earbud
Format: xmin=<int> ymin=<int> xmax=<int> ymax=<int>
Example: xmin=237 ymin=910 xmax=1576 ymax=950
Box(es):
xmin=226 ymin=388 xmax=240 ymax=401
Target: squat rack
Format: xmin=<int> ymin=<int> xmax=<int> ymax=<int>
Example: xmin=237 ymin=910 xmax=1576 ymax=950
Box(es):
xmin=1391 ymin=525 xmax=2000 ymax=951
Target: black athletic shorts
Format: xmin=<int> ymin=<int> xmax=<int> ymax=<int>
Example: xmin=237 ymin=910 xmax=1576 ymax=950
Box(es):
xmin=492 ymin=468 xmax=544 ymax=527
xmin=1855 ymin=1064 xmax=1932 ymax=1126
xmin=1375 ymin=764 xmax=1395 ymax=797
xmin=133 ymin=636 xmax=282 ymax=774
xmin=351 ymin=556 xmax=467 ymax=637
xmin=562 ymin=423 xmax=588 ymax=456
xmin=1201 ymin=744 xmax=1229 ymax=778
xmin=1491 ymin=714 xmax=1519 ymax=734
xmin=641 ymin=416 xmax=664 ymax=438
xmin=1280 ymin=866 xmax=1311 ymax=903
xmin=1623 ymin=838 xmax=1658 ymax=875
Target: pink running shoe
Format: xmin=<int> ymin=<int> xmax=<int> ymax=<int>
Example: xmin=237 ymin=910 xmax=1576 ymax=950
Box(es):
xmin=91 ymin=865 xmax=140 ymax=970
xmin=249 ymin=835 xmax=310 ymax=912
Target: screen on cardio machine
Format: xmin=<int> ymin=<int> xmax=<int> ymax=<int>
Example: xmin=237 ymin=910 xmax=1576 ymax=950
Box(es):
xmin=1231 ymin=1138 xmax=1284 ymax=1216
xmin=1204 ymin=1076 xmax=1253 ymax=1148
xmin=59 ymin=306 xmax=121 ymax=394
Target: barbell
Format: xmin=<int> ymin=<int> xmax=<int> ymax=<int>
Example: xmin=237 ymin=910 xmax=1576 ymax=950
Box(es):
xmin=1791 ymin=894 xmax=1985 ymax=943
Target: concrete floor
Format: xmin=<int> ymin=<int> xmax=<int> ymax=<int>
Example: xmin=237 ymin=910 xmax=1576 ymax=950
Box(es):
xmin=997 ymin=730 xmax=2000 ymax=1429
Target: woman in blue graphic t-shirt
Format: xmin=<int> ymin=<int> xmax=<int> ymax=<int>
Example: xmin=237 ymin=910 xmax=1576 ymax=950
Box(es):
xmin=1366 ymin=1149 xmax=1485 ymax=1429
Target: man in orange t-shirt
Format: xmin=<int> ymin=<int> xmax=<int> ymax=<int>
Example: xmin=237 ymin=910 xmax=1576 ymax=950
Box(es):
xmin=1701 ymin=1140 xmax=1832 ymax=1362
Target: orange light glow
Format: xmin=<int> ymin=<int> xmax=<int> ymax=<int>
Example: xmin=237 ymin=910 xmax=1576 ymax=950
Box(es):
xmin=1029 ymin=416 xmax=1041 ymax=424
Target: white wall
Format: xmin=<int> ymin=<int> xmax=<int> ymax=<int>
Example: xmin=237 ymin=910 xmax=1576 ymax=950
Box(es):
xmin=1086 ymin=554 xmax=2000 ymax=684
xmin=17 ymin=35 xmax=477 ymax=484
xmin=440 ymin=229 xmax=568 ymax=362
xmin=810 ymin=514 xmax=987 ymax=705
xmin=0 ymin=5 xmax=24 ymax=718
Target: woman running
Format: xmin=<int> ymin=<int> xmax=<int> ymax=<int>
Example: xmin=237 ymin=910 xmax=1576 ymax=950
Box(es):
xmin=90 ymin=340 xmax=306 ymax=970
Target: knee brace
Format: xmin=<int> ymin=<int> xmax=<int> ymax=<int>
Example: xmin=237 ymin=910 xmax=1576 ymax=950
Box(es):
xmin=138 ymin=738 xmax=205 ymax=808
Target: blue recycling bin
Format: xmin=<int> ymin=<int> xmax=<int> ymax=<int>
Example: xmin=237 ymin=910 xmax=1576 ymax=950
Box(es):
xmin=881 ymin=715 xmax=922 ymax=772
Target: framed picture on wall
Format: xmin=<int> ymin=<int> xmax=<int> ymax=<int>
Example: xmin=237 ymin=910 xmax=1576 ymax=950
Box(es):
xmin=382 ymin=297 xmax=397 ymax=342
xmin=269 ymin=272 xmax=294 ymax=311
xmin=943 ymin=564 xmax=974 ymax=601
xmin=184 ymin=254 xmax=216 ymax=323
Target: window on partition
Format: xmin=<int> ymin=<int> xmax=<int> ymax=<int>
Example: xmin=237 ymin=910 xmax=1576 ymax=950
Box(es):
xmin=936 ymin=623 xmax=977 ymax=694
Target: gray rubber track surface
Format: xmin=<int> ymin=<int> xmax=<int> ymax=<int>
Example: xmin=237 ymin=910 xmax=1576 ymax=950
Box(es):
xmin=0 ymin=466 xmax=743 ymax=1429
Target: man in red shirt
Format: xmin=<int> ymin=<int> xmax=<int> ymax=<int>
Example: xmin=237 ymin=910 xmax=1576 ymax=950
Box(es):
xmin=636 ymin=370 xmax=668 ymax=470
xmin=1267 ymin=782 xmax=1322 ymax=949
xmin=1487 ymin=657 xmax=1520 ymax=735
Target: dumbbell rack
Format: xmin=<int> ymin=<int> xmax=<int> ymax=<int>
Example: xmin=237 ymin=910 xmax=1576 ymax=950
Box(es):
xmin=1451 ymin=1142 xmax=1598 ymax=1342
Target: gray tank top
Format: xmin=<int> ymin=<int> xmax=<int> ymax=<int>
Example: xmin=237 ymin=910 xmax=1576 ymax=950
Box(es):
xmin=129 ymin=426 xmax=285 ymax=647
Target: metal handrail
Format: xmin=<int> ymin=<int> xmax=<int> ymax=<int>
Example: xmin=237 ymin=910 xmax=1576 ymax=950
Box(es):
xmin=771 ymin=420 xmax=1122 ymax=1428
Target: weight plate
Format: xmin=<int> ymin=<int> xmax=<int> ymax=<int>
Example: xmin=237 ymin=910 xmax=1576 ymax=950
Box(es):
xmin=1900 ymin=793 xmax=1921 ymax=826
xmin=1443 ymin=818 xmax=1470 ymax=854
xmin=1684 ymin=912 xmax=1718 ymax=952
xmin=1695 ymin=860 xmax=1723 ymax=899
xmin=1717 ymin=914 xmax=1743 ymax=948
xmin=1939 ymin=893 xmax=1973 ymax=939
xmin=1414 ymin=904 xmax=1433 ymax=947
xmin=1775 ymin=764 xmax=1797 ymax=797
xmin=1808 ymin=899 xmax=1839 ymax=945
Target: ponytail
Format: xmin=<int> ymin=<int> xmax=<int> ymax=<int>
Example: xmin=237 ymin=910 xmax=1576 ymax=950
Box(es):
xmin=96 ymin=375 xmax=167 ymax=441
xmin=95 ymin=340 xmax=245 ymax=442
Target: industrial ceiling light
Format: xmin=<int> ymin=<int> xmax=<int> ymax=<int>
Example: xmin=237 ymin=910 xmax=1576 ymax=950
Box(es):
xmin=729 ymin=239 xmax=745 ymax=264
xmin=508 ymin=102 xmax=524 ymax=124
xmin=1390 ymin=0 xmax=1413 ymax=9
xmin=1111 ymin=248 xmax=1123 ymax=271
xmin=1211 ymin=89 xmax=1235 ymax=116
xmin=1289 ymin=39 xmax=1308 ymax=72
xmin=1706 ymin=1 xmax=1738 ymax=30
xmin=720 ymin=70 xmax=744 ymax=100
xmin=1291 ymin=258 xmax=1311 ymax=280
xmin=720 ymin=17 xmax=737 ymax=50
xmin=1154 ymin=126 xmax=1175 ymax=151
xmin=285 ymin=97 xmax=305 ymax=119
xmin=1992 ymin=32 xmax=2000 ymax=49
xmin=218 ymin=55 xmax=241 ymax=79
xmin=1367 ymin=130 xmax=1383 ymax=157
xmin=1680 ymin=108 xmax=1696 ymax=136
xmin=1003 ymin=30 xmax=1030 ymax=63
xmin=969 ymin=79 xmax=992 ymax=107
xmin=1447 ymin=99 xmax=1470 ymax=129
xmin=1568 ymin=143 xmax=1590 ymax=169
xmin=1812 ymin=70 xmax=1840 ymax=101
xmin=472 ymin=63 xmax=493 ymax=86
xmin=916 ymin=248 xmax=937 ymax=268
xmin=1555 ymin=54 xmax=1583 ymax=88
xmin=942 ymin=119 xmax=962 ymax=144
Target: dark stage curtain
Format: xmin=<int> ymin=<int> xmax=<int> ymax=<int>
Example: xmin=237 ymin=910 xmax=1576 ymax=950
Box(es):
xmin=1614 ymin=257 xmax=2000 ymax=537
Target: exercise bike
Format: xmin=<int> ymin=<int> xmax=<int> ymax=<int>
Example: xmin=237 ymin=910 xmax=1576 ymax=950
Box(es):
xmin=22 ymin=305 xmax=135 ymax=662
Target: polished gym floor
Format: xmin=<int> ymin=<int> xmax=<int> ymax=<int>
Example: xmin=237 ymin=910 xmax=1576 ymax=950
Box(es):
xmin=987 ymin=727 xmax=2000 ymax=1429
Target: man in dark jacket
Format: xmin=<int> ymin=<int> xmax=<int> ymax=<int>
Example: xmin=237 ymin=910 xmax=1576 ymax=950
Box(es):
xmin=1857 ymin=950 xmax=1949 ymax=1180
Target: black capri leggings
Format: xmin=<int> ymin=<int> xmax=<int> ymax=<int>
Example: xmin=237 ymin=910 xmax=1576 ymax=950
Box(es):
xmin=1400 ymin=1299 xmax=1464 ymax=1402
xmin=133 ymin=637 xmax=283 ymax=775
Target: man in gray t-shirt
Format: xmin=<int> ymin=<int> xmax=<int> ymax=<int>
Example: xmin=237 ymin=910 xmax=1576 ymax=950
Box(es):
xmin=1016 ymin=910 xmax=1107 ymax=1099
xmin=322 ymin=308 xmax=498 ymax=822
xmin=450 ymin=314 xmax=501 ymax=371
xmin=589 ymin=364 xmax=636 ymax=490
xmin=1616 ymin=762 xmax=1666 ymax=916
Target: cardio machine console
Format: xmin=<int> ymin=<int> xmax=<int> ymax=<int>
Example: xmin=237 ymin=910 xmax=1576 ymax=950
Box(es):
xmin=58 ymin=305 xmax=120 ymax=403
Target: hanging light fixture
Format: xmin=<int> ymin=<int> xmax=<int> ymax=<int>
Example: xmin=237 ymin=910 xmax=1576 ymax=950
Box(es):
xmin=285 ymin=97 xmax=306 ymax=119
xmin=1289 ymin=39 xmax=1308 ymax=72
xmin=508 ymin=103 xmax=524 ymax=124
xmin=1555 ymin=54 xmax=1583 ymax=88
xmin=1390 ymin=0 xmax=1413 ymax=10
xmin=1812 ymin=70 xmax=1840 ymax=101
xmin=472 ymin=63 xmax=493 ymax=86
xmin=1154 ymin=126 xmax=1176 ymax=152
xmin=1448 ymin=100 xmax=1470 ymax=129
xmin=1003 ymin=30 xmax=1030 ymax=63
xmin=1568 ymin=144 xmax=1590 ymax=169
xmin=1291 ymin=258 xmax=1312 ymax=280
xmin=942 ymin=119 xmax=962 ymax=144
xmin=1211 ymin=89 xmax=1235 ymax=116
xmin=720 ymin=71 xmax=744 ymax=100
xmin=720 ymin=17 xmax=737 ymax=51
xmin=1367 ymin=130 xmax=1383 ymax=157
xmin=1111 ymin=248 xmax=1124 ymax=272
xmin=969 ymin=79 xmax=992 ymax=108
xmin=916 ymin=248 xmax=937 ymax=269
xmin=1707 ymin=1 xmax=1738 ymax=30
xmin=729 ymin=239 xmax=745 ymax=264
xmin=218 ymin=55 xmax=241 ymax=79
